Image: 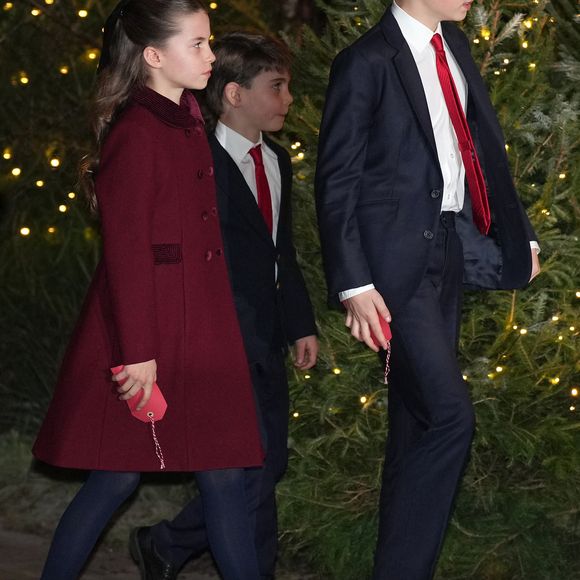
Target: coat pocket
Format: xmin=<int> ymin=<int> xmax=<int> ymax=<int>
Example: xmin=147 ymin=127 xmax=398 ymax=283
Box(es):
xmin=152 ymin=243 xmax=182 ymax=265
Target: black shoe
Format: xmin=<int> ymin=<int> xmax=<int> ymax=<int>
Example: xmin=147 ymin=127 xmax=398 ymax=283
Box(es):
xmin=130 ymin=526 xmax=177 ymax=580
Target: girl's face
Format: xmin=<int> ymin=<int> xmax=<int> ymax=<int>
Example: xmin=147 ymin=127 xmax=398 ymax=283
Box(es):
xmin=146 ymin=11 xmax=215 ymax=100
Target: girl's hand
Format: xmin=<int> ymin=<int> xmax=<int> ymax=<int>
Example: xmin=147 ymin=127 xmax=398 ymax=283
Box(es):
xmin=113 ymin=359 xmax=157 ymax=410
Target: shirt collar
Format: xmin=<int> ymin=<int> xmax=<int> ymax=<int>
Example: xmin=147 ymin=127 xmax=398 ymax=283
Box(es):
xmin=215 ymin=121 xmax=277 ymax=165
xmin=391 ymin=0 xmax=443 ymax=56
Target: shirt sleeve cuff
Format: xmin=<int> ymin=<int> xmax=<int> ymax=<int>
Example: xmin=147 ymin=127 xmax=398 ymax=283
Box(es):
xmin=339 ymin=284 xmax=375 ymax=302
xmin=530 ymin=241 xmax=540 ymax=254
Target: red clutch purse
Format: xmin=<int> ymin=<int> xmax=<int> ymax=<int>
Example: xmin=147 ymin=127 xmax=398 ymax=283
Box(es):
xmin=111 ymin=365 xmax=167 ymax=469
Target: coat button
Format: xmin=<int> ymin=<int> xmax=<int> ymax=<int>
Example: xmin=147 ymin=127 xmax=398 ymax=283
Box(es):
xmin=211 ymin=207 xmax=217 ymax=216
xmin=195 ymin=127 xmax=203 ymax=136
xmin=197 ymin=169 xmax=204 ymax=179
xmin=201 ymin=211 xmax=209 ymax=221
xmin=185 ymin=129 xmax=191 ymax=137
xmin=276 ymin=281 xmax=281 ymax=290
xmin=216 ymin=248 xmax=223 ymax=257
xmin=430 ymin=189 xmax=441 ymax=199
xmin=423 ymin=230 xmax=434 ymax=240
xmin=205 ymin=250 xmax=212 ymax=261
xmin=207 ymin=166 xmax=214 ymax=177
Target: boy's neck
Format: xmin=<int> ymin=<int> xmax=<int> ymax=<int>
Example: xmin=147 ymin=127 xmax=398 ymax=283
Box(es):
xmin=219 ymin=112 xmax=261 ymax=144
xmin=397 ymin=0 xmax=441 ymax=32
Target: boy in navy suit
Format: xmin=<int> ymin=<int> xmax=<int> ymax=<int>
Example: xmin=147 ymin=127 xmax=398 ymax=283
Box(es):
xmin=130 ymin=33 xmax=318 ymax=579
xmin=316 ymin=1 xmax=540 ymax=578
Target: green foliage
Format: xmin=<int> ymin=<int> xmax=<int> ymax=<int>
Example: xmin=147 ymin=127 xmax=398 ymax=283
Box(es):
xmin=276 ymin=0 xmax=580 ymax=578
xmin=0 ymin=1 xmax=578 ymax=579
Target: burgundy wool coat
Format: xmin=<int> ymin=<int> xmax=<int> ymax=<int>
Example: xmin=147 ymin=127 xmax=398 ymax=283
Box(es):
xmin=33 ymin=87 xmax=264 ymax=472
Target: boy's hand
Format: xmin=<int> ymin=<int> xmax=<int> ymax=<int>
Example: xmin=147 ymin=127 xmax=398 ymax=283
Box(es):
xmin=530 ymin=248 xmax=541 ymax=282
xmin=343 ymin=289 xmax=391 ymax=352
xmin=113 ymin=359 xmax=157 ymax=410
xmin=293 ymin=335 xmax=318 ymax=370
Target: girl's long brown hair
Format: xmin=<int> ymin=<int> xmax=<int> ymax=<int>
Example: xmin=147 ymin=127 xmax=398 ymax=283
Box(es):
xmin=80 ymin=0 xmax=206 ymax=212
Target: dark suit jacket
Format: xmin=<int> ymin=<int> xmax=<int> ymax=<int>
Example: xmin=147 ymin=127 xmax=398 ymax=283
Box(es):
xmin=315 ymin=8 xmax=537 ymax=313
xmin=210 ymin=134 xmax=317 ymax=363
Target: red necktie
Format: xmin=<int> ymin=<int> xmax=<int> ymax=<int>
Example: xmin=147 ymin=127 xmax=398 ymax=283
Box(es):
xmin=431 ymin=33 xmax=491 ymax=235
xmin=249 ymin=145 xmax=273 ymax=235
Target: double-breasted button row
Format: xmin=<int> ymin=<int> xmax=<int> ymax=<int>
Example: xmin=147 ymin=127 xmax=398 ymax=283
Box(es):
xmin=201 ymin=207 xmax=218 ymax=222
xmin=185 ymin=127 xmax=203 ymax=138
xmin=205 ymin=248 xmax=223 ymax=261
xmin=197 ymin=166 xmax=215 ymax=180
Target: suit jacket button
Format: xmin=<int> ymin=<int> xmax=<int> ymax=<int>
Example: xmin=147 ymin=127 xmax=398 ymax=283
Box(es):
xmin=276 ymin=281 xmax=281 ymax=290
xmin=423 ymin=230 xmax=434 ymax=240
xmin=430 ymin=189 xmax=441 ymax=199
xmin=197 ymin=169 xmax=204 ymax=179
xmin=205 ymin=250 xmax=212 ymax=261
xmin=201 ymin=211 xmax=209 ymax=221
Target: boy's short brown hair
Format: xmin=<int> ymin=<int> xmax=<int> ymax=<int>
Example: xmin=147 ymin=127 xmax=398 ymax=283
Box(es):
xmin=205 ymin=32 xmax=292 ymax=122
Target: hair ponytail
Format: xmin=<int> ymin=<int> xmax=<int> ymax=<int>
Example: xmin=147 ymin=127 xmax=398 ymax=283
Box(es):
xmin=80 ymin=0 xmax=206 ymax=212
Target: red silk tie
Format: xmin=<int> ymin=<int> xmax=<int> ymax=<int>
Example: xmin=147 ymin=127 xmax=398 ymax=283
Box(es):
xmin=431 ymin=33 xmax=491 ymax=235
xmin=249 ymin=145 xmax=274 ymax=235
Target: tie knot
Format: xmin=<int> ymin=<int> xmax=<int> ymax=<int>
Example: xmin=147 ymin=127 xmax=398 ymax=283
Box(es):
xmin=431 ymin=33 xmax=444 ymax=54
xmin=249 ymin=144 xmax=264 ymax=167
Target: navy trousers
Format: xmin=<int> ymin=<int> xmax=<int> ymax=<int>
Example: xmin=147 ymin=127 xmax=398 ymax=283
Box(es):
xmin=151 ymin=351 xmax=290 ymax=579
xmin=373 ymin=212 xmax=476 ymax=579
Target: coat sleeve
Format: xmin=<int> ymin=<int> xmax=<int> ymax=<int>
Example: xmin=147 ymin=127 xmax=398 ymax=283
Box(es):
xmin=276 ymin=149 xmax=317 ymax=343
xmin=315 ymin=46 xmax=378 ymax=298
xmin=95 ymin=118 xmax=159 ymax=365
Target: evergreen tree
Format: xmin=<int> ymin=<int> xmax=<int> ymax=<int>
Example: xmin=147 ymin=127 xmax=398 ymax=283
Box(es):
xmin=277 ymin=1 xmax=580 ymax=578
xmin=0 ymin=1 xmax=578 ymax=578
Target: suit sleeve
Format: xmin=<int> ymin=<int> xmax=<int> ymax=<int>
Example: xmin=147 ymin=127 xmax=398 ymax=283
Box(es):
xmin=95 ymin=119 xmax=159 ymax=365
xmin=276 ymin=150 xmax=317 ymax=343
xmin=315 ymin=47 xmax=378 ymax=297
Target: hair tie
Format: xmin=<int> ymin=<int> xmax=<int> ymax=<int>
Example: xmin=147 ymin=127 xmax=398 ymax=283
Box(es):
xmin=97 ymin=0 xmax=132 ymax=74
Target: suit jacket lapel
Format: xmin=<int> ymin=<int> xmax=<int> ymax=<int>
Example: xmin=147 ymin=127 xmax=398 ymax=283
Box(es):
xmin=380 ymin=9 xmax=438 ymax=158
xmin=210 ymin=135 xmax=274 ymax=247
xmin=265 ymin=136 xmax=290 ymax=250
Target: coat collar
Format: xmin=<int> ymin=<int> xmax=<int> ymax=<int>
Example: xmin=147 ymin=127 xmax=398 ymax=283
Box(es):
xmin=131 ymin=86 xmax=203 ymax=129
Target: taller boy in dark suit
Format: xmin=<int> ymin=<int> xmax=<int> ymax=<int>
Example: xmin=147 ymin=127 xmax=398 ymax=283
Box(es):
xmin=130 ymin=33 xmax=318 ymax=580
xmin=315 ymin=1 xmax=540 ymax=578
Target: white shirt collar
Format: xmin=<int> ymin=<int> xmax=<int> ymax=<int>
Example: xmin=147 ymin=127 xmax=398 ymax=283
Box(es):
xmin=391 ymin=0 xmax=443 ymax=56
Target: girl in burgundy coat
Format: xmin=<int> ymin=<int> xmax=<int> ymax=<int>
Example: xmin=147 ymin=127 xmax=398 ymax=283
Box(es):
xmin=33 ymin=1 xmax=264 ymax=578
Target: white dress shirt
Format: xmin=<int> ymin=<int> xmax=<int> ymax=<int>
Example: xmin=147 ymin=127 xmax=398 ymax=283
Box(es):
xmin=339 ymin=1 xmax=538 ymax=301
xmin=215 ymin=120 xmax=281 ymax=244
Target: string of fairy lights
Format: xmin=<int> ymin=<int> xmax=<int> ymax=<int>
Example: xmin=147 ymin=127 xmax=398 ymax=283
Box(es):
xmin=2 ymin=2 xmax=577 ymax=419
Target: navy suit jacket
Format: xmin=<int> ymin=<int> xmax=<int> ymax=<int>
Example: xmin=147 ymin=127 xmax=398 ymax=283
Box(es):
xmin=315 ymin=8 xmax=537 ymax=313
xmin=210 ymin=134 xmax=317 ymax=363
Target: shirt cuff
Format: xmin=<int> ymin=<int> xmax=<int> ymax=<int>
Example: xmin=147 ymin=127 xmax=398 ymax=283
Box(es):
xmin=530 ymin=241 xmax=540 ymax=254
xmin=339 ymin=284 xmax=375 ymax=302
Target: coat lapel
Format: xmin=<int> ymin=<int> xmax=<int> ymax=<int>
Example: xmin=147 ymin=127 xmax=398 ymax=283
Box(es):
xmin=210 ymin=135 xmax=274 ymax=247
xmin=380 ymin=9 xmax=438 ymax=158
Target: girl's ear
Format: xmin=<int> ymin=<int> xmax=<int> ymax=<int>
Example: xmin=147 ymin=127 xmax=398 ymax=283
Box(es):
xmin=223 ymin=82 xmax=242 ymax=108
xmin=143 ymin=46 xmax=162 ymax=69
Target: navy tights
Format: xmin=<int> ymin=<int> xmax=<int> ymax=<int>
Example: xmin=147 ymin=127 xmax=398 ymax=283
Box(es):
xmin=40 ymin=469 xmax=260 ymax=580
